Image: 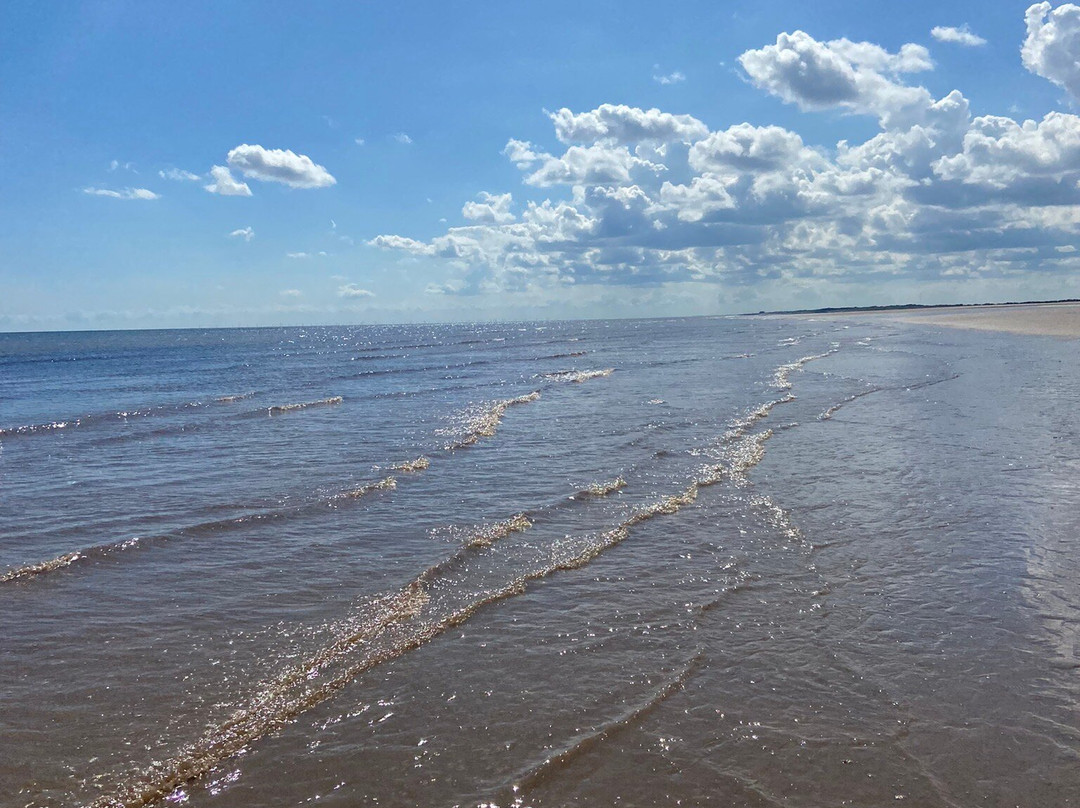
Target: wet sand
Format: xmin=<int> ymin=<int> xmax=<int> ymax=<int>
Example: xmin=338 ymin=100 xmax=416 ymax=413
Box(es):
xmin=811 ymin=301 xmax=1080 ymax=337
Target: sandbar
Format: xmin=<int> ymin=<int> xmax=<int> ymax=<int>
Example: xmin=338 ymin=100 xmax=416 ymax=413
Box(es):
xmin=813 ymin=301 xmax=1080 ymax=338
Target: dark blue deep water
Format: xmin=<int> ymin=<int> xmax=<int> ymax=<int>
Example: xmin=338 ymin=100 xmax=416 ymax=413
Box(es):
xmin=2 ymin=316 xmax=1078 ymax=807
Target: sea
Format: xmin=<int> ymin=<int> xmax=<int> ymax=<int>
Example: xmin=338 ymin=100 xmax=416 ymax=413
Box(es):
xmin=1 ymin=315 xmax=1078 ymax=808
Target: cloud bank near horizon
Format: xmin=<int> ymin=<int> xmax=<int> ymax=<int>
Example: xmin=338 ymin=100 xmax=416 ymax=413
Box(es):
xmin=364 ymin=6 xmax=1080 ymax=306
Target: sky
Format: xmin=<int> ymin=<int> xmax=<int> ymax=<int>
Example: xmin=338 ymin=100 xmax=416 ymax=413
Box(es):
xmin=4 ymin=0 xmax=1080 ymax=331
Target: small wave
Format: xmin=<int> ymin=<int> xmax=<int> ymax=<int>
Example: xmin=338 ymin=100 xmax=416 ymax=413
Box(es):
xmin=540 ymin=350 xmax=589 ymax=360
xmin=334 ymin=357 xmax=504 ymax=382
xmin=507 ymin=653 xmax=703 ymax=795
xmin=85 ymin=464 xmax=730 ymax=807
xmin=0 ymin=419 xmax=76 ymax=437
xmin=726 ymin=429 xmax=773 ymax=483
xmin=0 ymin=537 xmax=141 ymax=583
xmin=724 ymin=395 xmax=795 ymax=441
xmin=330 ymin=476 xmax=397 ymax=502
xmin=622 ymin=482 xmax=706 ymax=530
xmin=570 ymin=477 xmax=627 ymax=500
xmin=215 ymin=393 xmax=255 ymax=404
xmin=0 ymin=395 xmax=244 ymax=438
xmin=750 ymin=493 xmax=802 ymax=542
xmin=772 ymin=350 xmax=836 ymax=390
xmin=390 ymin=456 xmax=430 ymax=473
xmin=819 ymin=387 xmax=883 ymax=420
xmin=462 ymin=513 xmax=533 ymax=549
xmin=4 ymin=475 xmax=399 ymax=585
xmin=442 ymin=392 xmax=540 ymax=450
xmin=267 ymin=396 xmax=343 ymax=415
xmin=818 ymin=374 xmax=958 ymax=420
xmin=540 ymin=368 xmax=614 ymax=383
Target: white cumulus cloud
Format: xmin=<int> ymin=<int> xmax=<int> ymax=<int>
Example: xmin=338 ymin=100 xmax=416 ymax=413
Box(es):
xmin=226 ymin=145 xmax=336 ymax=189
xmin=932 ymin=112 xmax=1080 ymax=188
xmin=931 ymin=25 xmax=987 ymax=46
xmin=1023 ymin=2 xmax=1080 ymax=102
xmin=519 ymin=143 xmax=663 ymax=187
xmin=368 ymin=234 xmax=437 ymax=255
xmin=204 ymin=166 xmax=252 ymax=196
xmin=462 ymin=192 xmax=515 ymax=223
xmin=549 ymin=104 xmax=708 ymax=144
xmin=337 ymin=284 xmax=375 ymax=298
xmin=229 ymin=227 xmax=255 ymax=241
xmin=689 ymin=124 xmax=822 ymax=174
xmin=739 ymin=31 xmax=936 ymax=129
xmin=367 ymin=8 xmax=1080 ymax=304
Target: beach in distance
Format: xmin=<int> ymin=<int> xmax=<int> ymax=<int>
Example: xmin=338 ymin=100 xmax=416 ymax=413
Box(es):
xmin=2 ymin=309 xmax=1079 ymax=808
xmin=799 ymin=300 xmax=1080 ymax=338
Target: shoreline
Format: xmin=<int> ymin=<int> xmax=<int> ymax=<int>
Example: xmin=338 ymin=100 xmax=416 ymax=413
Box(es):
xmin=791 ymin=301 xmax=1080 ymax=338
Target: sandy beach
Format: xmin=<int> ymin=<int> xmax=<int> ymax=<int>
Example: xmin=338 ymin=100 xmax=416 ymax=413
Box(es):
xmin=809 ymin=301 xmax=1080 ymax=338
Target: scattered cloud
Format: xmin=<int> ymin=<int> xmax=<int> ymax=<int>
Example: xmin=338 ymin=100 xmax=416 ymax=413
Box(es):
xmin=505 ymin=141 xmax=663 ymax=187
xmin=394 ymin=133 xmax=414 ymax=144
xmin=367 ymin=12 xmax=1080 ymax=303
xmin=368 ymin=234 xmax=436 ymax=255
xmin=204 ymin=165 xmax=252 ymax=196
xmin=229 ymin=226 xmax=255 ymax=241
xmin=280 ymin=289 xmax=303 ymax=298
xmin=354 ymin=137 xmax=366 ymax=146
xmin=82 ymin=186 xmax=160 ymax=200
xmin=653 ymin=70 xmax=686 ymax=85
xmin=337 ymin=284 xmax=375 ymax=298
xmin=160 ymin=168 xmax=201 ymax=181
xmin=462 ymin=191 xmax=516 ymax=223
xmin=931 ymin=25 xmax=987 ymax=46
xmin=739 ymin=32 xmax=934 ymax=128
xmin=226 ymin=144 xmax=336 ymax=188
xmin=425 ymin=279 xmax=467 ymax=294
xmin=549 ymin=103 xmax=708 ymax=144
xmin=1023 ymin=2 xmax=1080 ymax=102
xmin=108 ymin=160 xmax=135 ymax=172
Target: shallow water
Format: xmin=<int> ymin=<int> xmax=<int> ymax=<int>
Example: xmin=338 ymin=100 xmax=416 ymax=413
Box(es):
xmin=1 ymin=316 xmax=1077 ymax=807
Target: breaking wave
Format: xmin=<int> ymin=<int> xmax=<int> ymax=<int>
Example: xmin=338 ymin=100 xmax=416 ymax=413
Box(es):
xmin=441 ymin=392 xmax=541 ymax=450
xmin=570 ymin=477 xmax=627 ymax=499
xmin=266 ymin=396 xmax=343 ymax=415
xmin=772 ymin=349 xmax=836 ymax=390
xmin=83 ymin=456 xmax=744 ymax=808
xmin=540 ymin=368 xmax=614 ymax=383
xmin=0 ymin=538 xmax=142 ymax=584
xmin=215 ymin=393 xmax=255 ymax=404
xmin=390 ymin=456 xmax=430 ymax=473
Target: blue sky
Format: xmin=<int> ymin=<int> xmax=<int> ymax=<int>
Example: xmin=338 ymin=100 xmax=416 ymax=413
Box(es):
xmin=3 ymin=0 xmax=1080 ymax=330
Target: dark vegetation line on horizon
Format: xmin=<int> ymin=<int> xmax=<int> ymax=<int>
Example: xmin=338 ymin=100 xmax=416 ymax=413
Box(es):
xmin=4 ymin=298 xmax=1079 ymax=337
xmin=747 ymin=297 xmax=1080 ymax=316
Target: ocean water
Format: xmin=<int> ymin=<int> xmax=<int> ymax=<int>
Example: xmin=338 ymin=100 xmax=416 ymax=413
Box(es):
xmin=1 ymin=316 xmax=1078 ymax=808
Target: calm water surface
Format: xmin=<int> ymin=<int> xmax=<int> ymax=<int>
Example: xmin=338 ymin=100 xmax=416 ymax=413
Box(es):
xmin=1 ymin=316 xmax=1077 ymax=807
